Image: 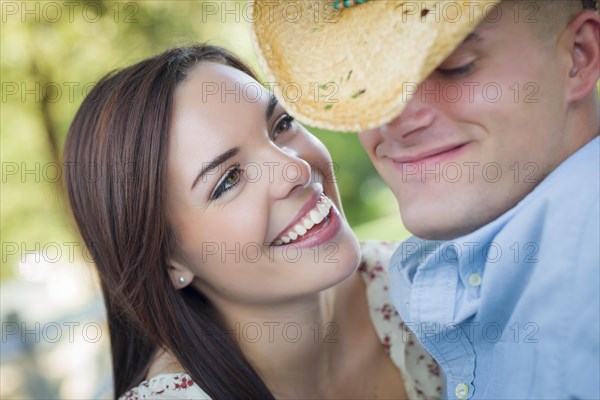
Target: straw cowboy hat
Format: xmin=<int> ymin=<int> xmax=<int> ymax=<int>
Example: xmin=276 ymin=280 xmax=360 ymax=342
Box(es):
xmin=250 ymin=0 xmax=501 ymax=132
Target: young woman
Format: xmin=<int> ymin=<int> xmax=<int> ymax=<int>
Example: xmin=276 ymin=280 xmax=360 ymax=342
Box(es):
xmin=64 ymin=45 xmax=442 ymax=399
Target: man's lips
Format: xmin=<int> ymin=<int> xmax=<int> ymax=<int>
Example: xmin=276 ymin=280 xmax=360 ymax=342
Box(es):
xmin=387 ymin=143 xmax=469 ymax=165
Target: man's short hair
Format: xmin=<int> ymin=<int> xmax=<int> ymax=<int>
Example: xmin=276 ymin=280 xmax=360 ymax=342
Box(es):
xmin=527 ymin=0 xmax=597 ymax=40
xmin=582 ymin=0 xmax=598 ymax=10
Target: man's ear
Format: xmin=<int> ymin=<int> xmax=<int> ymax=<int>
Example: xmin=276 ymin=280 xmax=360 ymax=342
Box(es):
xmin=564 ymin=10 xmax=600 ymax=103
xmin=168 ymin=258 xmax=195 ymax=290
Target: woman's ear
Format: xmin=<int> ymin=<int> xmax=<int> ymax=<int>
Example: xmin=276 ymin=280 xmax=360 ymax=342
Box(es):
xmin=564 ymin=10 xmax=600 ymax=103
xmin=168 ymin=258 xmax=195 ymax=289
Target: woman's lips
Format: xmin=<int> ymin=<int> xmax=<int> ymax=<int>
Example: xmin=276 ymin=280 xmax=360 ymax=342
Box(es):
xmin=272 ymin=188 xmax=322 ymax=243
xmin=273 ymin=200 xmax=341 ymax=249
xmin=272 ymin=194 xmax=334 ymax=246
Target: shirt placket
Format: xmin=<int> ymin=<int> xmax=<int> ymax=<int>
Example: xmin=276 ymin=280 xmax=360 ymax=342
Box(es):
xmin=410 ymin=247 xmax=477 ymax=400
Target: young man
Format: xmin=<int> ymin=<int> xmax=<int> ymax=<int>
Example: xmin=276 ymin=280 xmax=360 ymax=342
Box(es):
xmin=358 ymin=2 xmax=600 ymax=399
xmin=252 ymin=1 xmax=599 ymax=398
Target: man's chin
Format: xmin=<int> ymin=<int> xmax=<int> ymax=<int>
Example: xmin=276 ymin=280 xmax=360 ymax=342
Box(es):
xmin=406 ymin=224 xmax=465 ymax=241
xmin=400 ymin=205 xmax=482 ymax=241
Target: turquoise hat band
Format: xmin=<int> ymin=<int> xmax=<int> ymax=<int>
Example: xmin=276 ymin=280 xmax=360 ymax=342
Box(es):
xmin=333 ymin=0 xmax=369 ymax=10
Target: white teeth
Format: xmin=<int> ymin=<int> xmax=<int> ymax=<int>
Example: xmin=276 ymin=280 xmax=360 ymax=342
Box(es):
xmin=310 ymin=209 xmax=324 ymax=224
xmin=317 ymin=203 xmax=329 ymax=215
xmin=303 ymin=217 xmax=315 ymax=230
xmin=294 ymin=224 xmax=307 ymax=236
xmin=273 ymin=194 xmax=335 ymax=246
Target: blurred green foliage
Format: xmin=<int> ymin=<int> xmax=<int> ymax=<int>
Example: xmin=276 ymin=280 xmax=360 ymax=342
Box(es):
xmin=1 ymin=0 xmax=404 ymax=281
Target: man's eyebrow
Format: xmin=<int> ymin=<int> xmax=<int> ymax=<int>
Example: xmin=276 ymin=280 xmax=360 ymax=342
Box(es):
xmin=463 ymin=32 xmax=482 ymax=44
xmin=266 ymin=93 xmax=278 ymax=121
xmin=191 ymin=147 xmax=240 ymax=190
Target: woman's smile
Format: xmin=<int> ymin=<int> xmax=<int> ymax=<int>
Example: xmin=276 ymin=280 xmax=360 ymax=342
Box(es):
xmin=272 ymin=192 xmax=339 ymax=248
xmin=164 ymin=60 xmax=360 ymax=306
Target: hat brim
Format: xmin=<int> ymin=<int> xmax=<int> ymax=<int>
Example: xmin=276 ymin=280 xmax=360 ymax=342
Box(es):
xmin=251 ymin=0 xmax=501 ymax=132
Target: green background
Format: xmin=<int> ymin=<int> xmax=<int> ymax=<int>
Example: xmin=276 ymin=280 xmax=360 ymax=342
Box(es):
xmin=0 ymin=0 xmax=407 ymax=281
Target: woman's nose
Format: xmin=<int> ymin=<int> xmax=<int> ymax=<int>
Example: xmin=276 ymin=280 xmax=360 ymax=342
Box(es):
xmin=262 ymin=145 xmax=312 ymax=200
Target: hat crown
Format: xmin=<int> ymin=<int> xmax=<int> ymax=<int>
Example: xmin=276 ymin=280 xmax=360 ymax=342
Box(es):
xmin=251 ymin=0 xmax=502 ymax=132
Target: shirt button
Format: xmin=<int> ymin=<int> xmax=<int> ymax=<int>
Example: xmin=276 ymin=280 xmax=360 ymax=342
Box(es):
xmin=455 ymin=383 xmax=469 ymax=399
xmin=468 ymin=273 xmax=482 ymax=287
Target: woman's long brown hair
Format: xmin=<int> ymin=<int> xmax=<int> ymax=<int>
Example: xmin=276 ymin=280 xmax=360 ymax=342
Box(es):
xmin=64 ymin=45 xmax=275 ymax=399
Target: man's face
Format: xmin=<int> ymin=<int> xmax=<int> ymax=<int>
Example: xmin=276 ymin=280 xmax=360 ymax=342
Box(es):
xmin=360 ymin=3 xmax=575 ymax=240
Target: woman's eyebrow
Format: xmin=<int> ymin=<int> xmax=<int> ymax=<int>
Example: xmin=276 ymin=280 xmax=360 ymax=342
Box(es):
xmin=189 ymin=94 xmax=277 ymax=191
xmin=265 ymin=93 xmax=278 ymax=121
xmin=191 ymin=147 xmax=240 ymax=190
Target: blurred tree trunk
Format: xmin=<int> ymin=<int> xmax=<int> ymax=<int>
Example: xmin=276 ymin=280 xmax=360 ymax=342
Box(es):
xmin=29 ymin=57 xmax=61 ymax=166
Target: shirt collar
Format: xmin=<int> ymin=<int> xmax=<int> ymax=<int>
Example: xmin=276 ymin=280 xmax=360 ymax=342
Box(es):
xmin=392 ymin=207 xmax=517 ymax=291
xmin=393 ymin=136 xmax=599 ymax=287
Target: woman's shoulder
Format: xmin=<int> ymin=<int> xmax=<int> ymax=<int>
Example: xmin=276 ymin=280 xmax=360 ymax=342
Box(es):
xmin=358 ymin=240 xmax=444 ymax=400
xmin=359 ymin=239 xmax=399 ymax=267
xmin=119 ymin=373 xmax=211 ymax=400
xmin=356 ymin=240 xmax=402 ymax=342
xmin=357 ymin=240 xmax=399 ymax=286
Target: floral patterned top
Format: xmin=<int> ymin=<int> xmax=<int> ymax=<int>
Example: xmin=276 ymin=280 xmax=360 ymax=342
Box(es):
xmin=120 ymin=241 xmax=443 ymax=400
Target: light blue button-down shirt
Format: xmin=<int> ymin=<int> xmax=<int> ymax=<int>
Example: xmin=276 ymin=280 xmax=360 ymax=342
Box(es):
xmin=390 ymin=136 xmax=600 ymax=399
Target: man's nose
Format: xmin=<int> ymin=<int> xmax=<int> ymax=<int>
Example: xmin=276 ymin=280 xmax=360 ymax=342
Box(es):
xmin=381 ymin=83 xmax=436 ymax=140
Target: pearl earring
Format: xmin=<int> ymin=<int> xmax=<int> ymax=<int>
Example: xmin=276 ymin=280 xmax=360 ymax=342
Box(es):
xmin=178 ymin=276 xmax=185 ymax=284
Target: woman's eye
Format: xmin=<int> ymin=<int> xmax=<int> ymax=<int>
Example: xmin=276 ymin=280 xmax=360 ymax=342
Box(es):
xmin=273 ymin=114 xmax=295 ymax=140
xmin=436 ymin=61 xmax=476 ymax=78
xmin=211 ymin=165 xmax=243 ymax=200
